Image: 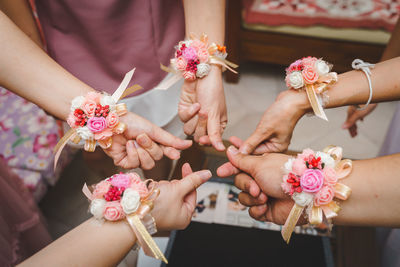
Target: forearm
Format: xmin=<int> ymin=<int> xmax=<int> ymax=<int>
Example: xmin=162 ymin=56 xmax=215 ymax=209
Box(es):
xmin=183 ymin=0 xmax=225 ymax=44
xmin=0 ymin=11 xmax=93 ymax=120
xmin=19 ymin=218 xmax=137 ymax=267
xmin=0 ymin=0 xmax=43 ymax=48
xmin=334 ymin=154 xmax=400 ymax=227
xmin=381 ymin=18 xmax=400 ymax=61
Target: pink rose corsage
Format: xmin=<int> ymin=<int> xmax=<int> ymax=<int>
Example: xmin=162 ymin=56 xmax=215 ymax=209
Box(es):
xmin=83 ymin=172 xmax=168 ymax=263
xmin=281 ymin=146 xmax=352 ymax=243
xmin=54 ymin=69 xmax=142 ymax=168
xmin=285 ymin=57 xmax=338 ymax=121
xmin=155 ymin=33 xmax=238 ymax=90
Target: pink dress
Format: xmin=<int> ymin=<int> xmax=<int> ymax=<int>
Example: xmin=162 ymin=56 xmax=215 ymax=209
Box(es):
xmin=35 ymin=0 xmax=185 ymax=96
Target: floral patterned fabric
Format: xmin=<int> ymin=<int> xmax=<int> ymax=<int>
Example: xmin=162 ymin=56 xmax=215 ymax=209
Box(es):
xmin=0 ymin=87 xmax=73 ymax=202
xmin=244 ymin=0 xmax=400 ymax=32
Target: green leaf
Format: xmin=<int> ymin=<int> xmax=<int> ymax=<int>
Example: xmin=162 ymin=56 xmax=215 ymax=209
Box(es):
xmin=12 ymin=137 xmax=30 ymax=149
xmin=13 ymin=127 xmax=21 ymax=137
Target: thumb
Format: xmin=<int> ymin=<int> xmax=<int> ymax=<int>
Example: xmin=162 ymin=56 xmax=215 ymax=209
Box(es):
xmin=227 ymin=146 xmax=259 ymax=174
xmin=239 ymin=129 xmax=270 ymax=154
xmin=178 ymin=169 xmax=212 ymax=195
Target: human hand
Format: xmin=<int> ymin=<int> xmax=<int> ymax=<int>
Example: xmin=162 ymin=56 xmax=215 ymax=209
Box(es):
xmin=103 ymin=112 xmax=193 ymax=169
xmin=179 ymin=66 xmax=227 ymax=151
xmin=225 ymin=146 xmax=305 ymax=225
xmin=152 ymin=163 xmax=212 ymax=230
xmin=342 ymin=104 xmax=377 ymax=137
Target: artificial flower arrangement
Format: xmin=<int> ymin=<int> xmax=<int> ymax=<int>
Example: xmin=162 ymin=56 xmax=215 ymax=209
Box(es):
xmin=83 ymin=172 xmax=167 ymax=263
xmin=54 ymin=69 xmax=141 ymax=168
xmin=66 ymin=92 xmax=127 ymax=152
xmin=285 ymin=57 xmax=338 ymax=121
xmin=281 ymin=146 xmax=352 ymax=243
xmin=155 ymin=34 xmax=238 ymax=90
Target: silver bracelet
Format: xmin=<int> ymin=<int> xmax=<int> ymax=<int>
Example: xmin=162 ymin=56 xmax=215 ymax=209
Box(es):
xmin=351 ymin=59 xmax=375 ymax=110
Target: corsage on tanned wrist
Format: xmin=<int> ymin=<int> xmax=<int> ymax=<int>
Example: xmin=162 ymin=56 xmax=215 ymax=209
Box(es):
xmin=155 ymin=33 xmax=238 ymax=90
xmin=281 ymin=146 xmax=352 ymax=243
xmin=285 ymin=57 xmax=337 ymax=121
xmin=54 ymin=68 xmax=142 ymax=168
xmin=83 ymin=172 xmax=168 ymax=263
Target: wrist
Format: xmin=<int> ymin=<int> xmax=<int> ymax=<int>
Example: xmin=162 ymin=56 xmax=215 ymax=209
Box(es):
xmin=277 ymin=89 xmax=310 ymax=120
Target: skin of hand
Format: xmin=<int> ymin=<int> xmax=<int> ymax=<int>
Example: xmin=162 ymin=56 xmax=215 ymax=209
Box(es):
xmin=104 ymin=112 xmax=193 ymax=169
xmin=342 ymin=104 xmax=377 ymax=137
xmin=224 ymin=146 xmax=304 ymax=225
xmin=179 ymin=66 xmax=227 ymax=151
xmin=151 ymin=163 xmax=212 ymax=230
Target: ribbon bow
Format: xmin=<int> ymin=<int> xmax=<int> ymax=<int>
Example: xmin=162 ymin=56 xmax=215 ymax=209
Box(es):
xmin=351 ymin=59 xmax=375 ymax=110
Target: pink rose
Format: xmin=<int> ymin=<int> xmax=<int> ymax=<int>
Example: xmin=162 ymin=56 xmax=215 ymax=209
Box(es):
xmin=94 ymin=128 xmax=113 ymax=140
xmin=314 ymin=186 xmax=334 ymax=206
xmin=106 ymin=112 xmax=119 ymax=128
xmin=302 ymin=57 xmax=317 ymax=68
xmin=67 ymin=114 xmax=77 ymax=128
xmin=183 ymin=71 xmax=196 ymax=81
xmin=182 ymin=47 xmax=197 ymax=61
xmin=175 ymin=56 xmax=187 ymax=71
xmin=190 ymin=39 xmax=208 ymax=52
xmin=86 ymin=92 xmax=102 ymax=103
xmin=130 ymin=180 xmax=148 ymax=198
xmin=93 ymin=180 xmax=111 ymax=198
xmin=87 ymin=117 xmax=107 ymax=133
xmin=111 ymin=174 xmax=131 ymax=189
xmin=103 ymin=201 xmax=124 ymax=221
xmin=323 ymin=167 xmax=338 ymax=186
xmin=300 ymin=169 xmax=324 ymax=193
xmin=197 ymin=48 xmax=209 ymax=63
xmin=292 ymin=158 xmax=307 ymax=176
xmin=298 ymin=148 xmax=315 ymax=161
xmin=302 ymin=66 xmax=318 ymax=84
xmin=82 ymin=100 xmax=97 ymax=116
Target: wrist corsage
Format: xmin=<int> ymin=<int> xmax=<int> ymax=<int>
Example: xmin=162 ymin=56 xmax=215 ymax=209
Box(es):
xmin=54 ymin=68 xmax=142 ymax=168
xmin=155 ymin=33 xmax=238 ymax=90
xmin=83 ymin=172 xmax=168 ymax=263
xmin=285 ymin=57 xmax=338 ymax=121
xmin=281 ymin=146 xmax=352 ymax=243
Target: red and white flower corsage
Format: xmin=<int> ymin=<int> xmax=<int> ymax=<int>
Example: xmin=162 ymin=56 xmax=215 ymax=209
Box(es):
xmin=285 ymin=57 xmax=338 ymax=121
xmin=281 ymin=146 xmax=352 ymax=243
xmin=83 ymin=172 xmax=167 ymax=263
xmin=155 ymin=33 xmax=238 ymax=90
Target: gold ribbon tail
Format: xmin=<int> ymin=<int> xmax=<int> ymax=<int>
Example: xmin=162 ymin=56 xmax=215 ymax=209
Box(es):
xmin=53 ymin=129 xmax=76 ymax=170
xmin=310 ymin=206 xmax=323 ymax=225
xmin=281 ymin=204 xmax=304 ymax=244
xmin=305 ymin=84 xmax=328 ymax=121
xmin=126 ymin=214 xmax=168 ymax=264
xmin=334 ymin=183 xmax=352 ymax=200
xmin=209 ymin=57 xmax=238 ymax=74
xmin=112 ymin=68 xmax=136 ymax=102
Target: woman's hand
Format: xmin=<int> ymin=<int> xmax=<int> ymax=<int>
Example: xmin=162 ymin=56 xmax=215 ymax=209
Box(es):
xmin=178 ymin=66 xmax=227 ymax=151
xmin=103 ymin=112 xmax=193 ymax=169
xmin=152 ymin=163 xmax=212 ymax=231
xmin=342 ymin=104 xmax=377 ymax=137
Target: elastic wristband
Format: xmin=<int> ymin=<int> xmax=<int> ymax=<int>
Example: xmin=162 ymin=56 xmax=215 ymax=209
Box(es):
xmin=351 ymin=59 xmax=375 ymax=110
xmin=280 ymin=146 xmax=352 ymax=243
xmin=83 ymin=173 xmax=168 ymax=263
xmin=54 ymin=69 xmax=142 ymax=168
xmin=155 ymin=33 xmax=238 ymax=90
xmin=285 ymin=57 xmax=338 ymax=121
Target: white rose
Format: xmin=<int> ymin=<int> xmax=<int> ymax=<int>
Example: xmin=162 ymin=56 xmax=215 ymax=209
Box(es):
xmin=316 ymin=151 xmax=335 ymax=168
xmin=121 ymin=188 xmax=140 ymax=215
xmin=70 ymin=96 xmax=85 ymax=111
xmin=315 ymin=60 xmax=330 ymax=76
xmin=100 ymin=95 xmax=116 ymax=111
xmin=283 ymin=158 xmax=295 ymax=174
xmin=196 ymin=63 xmax=211 ymax=78
xmin=90 ymin=199 xmax=106 ymax=219
xmin=292 ymin=192 xmax=314 ymax=207
xmin=76 ymin=126 xmax=94 ymax=140
xmin=287 ymin=71 xmax=304 ymax=89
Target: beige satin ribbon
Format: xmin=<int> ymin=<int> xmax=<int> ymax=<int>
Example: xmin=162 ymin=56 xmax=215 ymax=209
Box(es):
xmin=281 ymin=203 xmax=305 ymax=243
xmin=54 ymin=68 xmax=142 ymax=169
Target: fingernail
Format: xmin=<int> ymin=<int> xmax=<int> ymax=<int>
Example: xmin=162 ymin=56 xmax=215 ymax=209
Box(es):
xmin=198 ymin=170 xmax=212 ymax=180
xmin=183 ymin=140 xmax=193 ymax=146
xmin=138 ymin=135 xmax=149 ymax=146
xmin=228 ymin=145 xmax=239 ymax=155
xmin=239 ymin=146 xmax=249 ymax=155
xmin=133 ymin=140 xmax=140 ymax=148
xmin=217 ymin=142 xmax=225 ymax=151
xmin=257 ymin=204 xmax=267 ymax=211
xmin=342 ymin=123 xmax=348 ymax=129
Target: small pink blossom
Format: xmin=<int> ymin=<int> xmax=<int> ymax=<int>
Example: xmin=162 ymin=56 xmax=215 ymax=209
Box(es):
xmin=33 ymin=133 xmax=58 ymax=159
xmin=93 ymin=180 xmax=111 ymax=198
xmin=323 ymin=167 xmax=338 ymax=186
xmin=175 ymin=56 xmax=187 ymax=71
xmin=298 ymin=148 xmax=315 ymax=161
xmin=302 ymin=66 xmax=319 ymax=84
xmin=82 ymin=100 xmax=97 ymax=116
xmin=183 ymin=71 xmax=196 ymax=81
xmin=314 ymin=186 xmax=334 ymax=206
xmin=197 ymin=48 xmax=209 ymax=63
xmin=103 ymin=201 xmax=124 ymax=221
xmin=94 ymin=128 xmax=113 ymax=140
xmin=182 ymin=47 xmax=197 ymax=61
xmin=300 ymin=169 xmax=324 ymax=193
xmin=87 ymin=117 xmax=107 ymax=133
xmin=110 ymin=174 xmax=131 ymax=189
xmin=302 ymin=57 xmax=317 ymax=68
xmin=190 ymin=39 xmax=208 ymax=52
xmin=292 ymin=158 xmax=307 ymax=176
xmin=86 ymin=92 xmax=102 ymax=103
xmin=67 ymin=114 xmax=77 ymax=128
xmin=106 ymin=112 xmax=119 ymax=129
